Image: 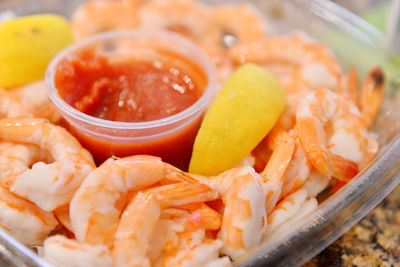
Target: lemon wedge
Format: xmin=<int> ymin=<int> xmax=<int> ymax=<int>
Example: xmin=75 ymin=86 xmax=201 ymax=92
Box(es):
xmin=189 ymin=63 xmax=286 ymax=176
xmin=0 ymin=14 xmax=73 ymax=88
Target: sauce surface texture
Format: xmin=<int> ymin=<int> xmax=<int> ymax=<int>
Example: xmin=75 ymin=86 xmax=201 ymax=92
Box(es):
xmin=55 ymin=48 xmax=202 ymax=122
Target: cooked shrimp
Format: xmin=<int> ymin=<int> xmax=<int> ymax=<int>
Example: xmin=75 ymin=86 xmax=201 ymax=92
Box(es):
xmin=138 ymin=0 xmax=220 ymax=49
xmin=296 ymin=88 xmax=361 ymax=181
xmin=360 ymin=66 xmax=385 ymax=128
xmin=0 ymin=118 xmax=95 ymax=211
xmin=265 ymin=197 xmax=318 ymax=239
xmin=228 ymin=33 xmax=341 ymax=90
xmin=10 ymin=80 xmax=61 ymax=123
xmin=0 ymin=88 xmax=31 ymax=118
xmin=0 ymin=142 xmax=45 ymax=187
xmin=212 ymin=3 xmax=267 ymax=47
xmin=260 ymin=130 xmax=295 ymax=214
xmin=163 ymin=240 xmax=228 ymax=267
xmin=265 ymin=188 xmax=307 ymax=234
xmin=280 ymin=135 xmax=311 ymax=198
xmin=303 ymin=170 xmax=331 ymax=198
xmin=54 ymin=205 xmax=73 ymax=233
xmin=112 ymin=182 xmax=219 ymax=267
xmin=194 ymin=166 xmax=266 ymax=260
xmin=338 ymin=66 xmax=359 ymax=106
xmin=0 ymin=184 xmax=58 ymax=246
xmin=71 ymin=0 xmax=140 ymax=41
xmin=43 ymin=235 xmax=112 ymax=267
xmin=69 ymin=155 xmax=196 ymax=246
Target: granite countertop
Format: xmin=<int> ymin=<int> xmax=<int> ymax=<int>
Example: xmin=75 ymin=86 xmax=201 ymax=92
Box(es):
xmin=305 ymin=185 xmax=400 ymax=266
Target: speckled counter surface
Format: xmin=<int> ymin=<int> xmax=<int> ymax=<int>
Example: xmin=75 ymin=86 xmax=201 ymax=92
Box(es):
xmin=305 ymin=185 xmax=400 ymax=267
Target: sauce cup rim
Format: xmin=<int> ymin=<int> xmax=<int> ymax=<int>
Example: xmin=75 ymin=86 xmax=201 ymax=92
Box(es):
xmin=45 ymin=30 xmax=217 ymax=130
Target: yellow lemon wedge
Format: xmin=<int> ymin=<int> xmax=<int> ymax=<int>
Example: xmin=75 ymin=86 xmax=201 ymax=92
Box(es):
xmin=189 ymin=63 xmax=286 ymax=176
xmin=0 ymin=14 xmax=73 ymax=88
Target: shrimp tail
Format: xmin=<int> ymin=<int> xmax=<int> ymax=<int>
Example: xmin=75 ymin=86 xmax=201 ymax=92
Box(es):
xmin=360 ymin=66 xmax=385 ymax=128
xmin=331 ymin=154 xmax=359 ymax=181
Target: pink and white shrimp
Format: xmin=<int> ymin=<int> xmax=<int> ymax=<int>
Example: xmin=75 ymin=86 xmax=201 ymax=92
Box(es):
xmin=194 ymin=166 xmax=266 ymax=260
xmin=138 ymin=0 xmax=220 ymax=49
xmin=71 ymin=0 xmax=141 ymax=41
xmin=112 ymin=182 xmax=219 ymax=267
xmin=0 ymin=184 xmax=58 ymax=246
xmin=228 ymin=33 xmax=341 ymax=91
xmin=0 ymin=118 xmax=95 ymax=211
xmin=69 ymin=155 xmax=197 ymax=246
xmin=296 ymin=88 xmax=363 ymax=181
xmin=43 ymin=235 xmax=112 ymax=267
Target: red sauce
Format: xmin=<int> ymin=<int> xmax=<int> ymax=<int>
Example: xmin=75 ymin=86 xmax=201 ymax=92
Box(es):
xmin=55 ymin=49 xmax=202 ymax=122
xmin=55 ymin=48 xmax=207 ymax=169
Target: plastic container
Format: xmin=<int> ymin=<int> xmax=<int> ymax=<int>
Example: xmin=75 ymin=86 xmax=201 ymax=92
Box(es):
xmin=46 ymin=30 xmax=217 ymax=169
xmin=0 ymin=0 xmax=400 ymax=266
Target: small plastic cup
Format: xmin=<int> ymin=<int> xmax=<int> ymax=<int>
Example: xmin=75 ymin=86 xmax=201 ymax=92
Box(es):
xmin=46 ymin=30 xmax=217 ymax=169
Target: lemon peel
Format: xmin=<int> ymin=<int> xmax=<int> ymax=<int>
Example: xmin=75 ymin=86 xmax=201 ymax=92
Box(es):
xmin=0 ymin=14 xmax=73 ymax=88
xmin=189 ymin=63 xmax=286 ymax=176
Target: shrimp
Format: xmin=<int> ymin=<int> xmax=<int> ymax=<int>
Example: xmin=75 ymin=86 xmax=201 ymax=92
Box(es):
xmin=71 ymin=0 xmax=140 ymax=41
xmin=280 ymin=132 xmax=311 ymax=198
xmin=303 ymin=170 xmax=331 ymax=198
xmin=211 ymin=3 xmax=267 ymax=47
xmin=0 ymin=142 xmax=45 ymax=187
xmin=194 ymin=166 xmax=266 ymax=260
xmin=43 ymin=235 xmax=112 ymax=267
xmin=228 ymin=33 xmax=341 ymax=90
xmin=69 ymin=155 xmax=197 ymax=246
xmin=112 ymin=182 xmax=219 ymax=267
xmin=359 ymin=66 xmax=385 ymax=128
xmin=10 ymin=80 xmax=61 ymax=123
xmin=163 ymin=240 xmax=228 ymax=267
xmin=337 ymin=66 xmax=359 ymax=106
xmin=296 ymin=88 xmax=361 ymax=181
xmin=54 ymin=205 xmax=73 ymax=233
xmin=138 ymin=0 xmax=220 ymax=49
xmin=260 ymin=130 xmax=295 ymax=214
xmin=0 ymin=118 xmax=95 ymax=211
xmin=0 ymin=184 xmax=58 ymax=246
xmin=0 ymin=88 xmax=32 ymax=118
xmin=265 ymin=197 xmax=318 ymax=239
xmin=265 ymin=188 xmax=308 ymax=235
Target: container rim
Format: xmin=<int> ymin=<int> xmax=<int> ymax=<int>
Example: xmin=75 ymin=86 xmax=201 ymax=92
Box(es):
xmin=45 ymin=30 xmax=217 ymax=130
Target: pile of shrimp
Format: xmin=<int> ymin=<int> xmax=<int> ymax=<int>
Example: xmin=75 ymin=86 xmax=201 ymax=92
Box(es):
xmin=0 ymin=0 xmax=386 ymax=266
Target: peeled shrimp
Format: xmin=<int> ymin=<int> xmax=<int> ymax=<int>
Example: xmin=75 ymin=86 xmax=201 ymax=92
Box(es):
xmin=359 ymin=66 xmax=385 ymax=128
xmin=0 ymin=118 xmax=95 ymax=211
xmin=265 ymin=188 xmax=308 ymax=235
xmin=212 ymin=3 xmax=267 ymax=46
xmin=164 ymin=240 xmax=228 ymax=267
xmin=0 ymin=88 xmax=32 ymax=118
xmin=228 ymin=33 xmax=341 ymax=90
xmin=195 ymin=166 xmax=266 ymax=260
xmin=10 ymin=80 xmax=61 ymax=123
xmin=138 ymin=0 xmax=220 ymax=49
xmin=71 ymin=0 xmax=140 ymax=41
xmin=43 ymin=235 xmax=112 ymax=267
xmin=260 ymin=130 xmax=295 ymax=214
xmin=0 ymin=142 xmax=46 ymax=187
xmin=69 ymin=155 xmax=196 ymax=246
xmin=280 ymin=134 xmax=311 ymax=198
xmin=112 ymin=182 xmax=219 ymax=267
xmin=0 ymin=184 xmax=58 ymax=246
xmin=296 ymin=88 xmax=361 ymax=181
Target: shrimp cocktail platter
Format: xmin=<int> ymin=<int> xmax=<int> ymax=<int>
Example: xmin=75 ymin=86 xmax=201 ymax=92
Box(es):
xmin=0 ymin=0 xmax=400 ymax=266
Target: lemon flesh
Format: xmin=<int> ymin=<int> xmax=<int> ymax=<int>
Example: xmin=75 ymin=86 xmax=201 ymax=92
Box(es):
xmin=189 ymin=63 xmax=286 ymax=176
xmin=0 ymin=14 xmax=73 ymax=88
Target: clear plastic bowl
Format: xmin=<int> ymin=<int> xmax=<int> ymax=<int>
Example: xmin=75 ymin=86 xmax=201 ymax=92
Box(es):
xmin=0 ymin=0 xmax=400 ymax=267
xmin=45 ymin=30 xmax=217 ymax=168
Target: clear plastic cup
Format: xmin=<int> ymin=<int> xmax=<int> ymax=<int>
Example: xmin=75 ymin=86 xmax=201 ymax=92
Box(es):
xmin=46 ymin=30 xmax=217 ymax=169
